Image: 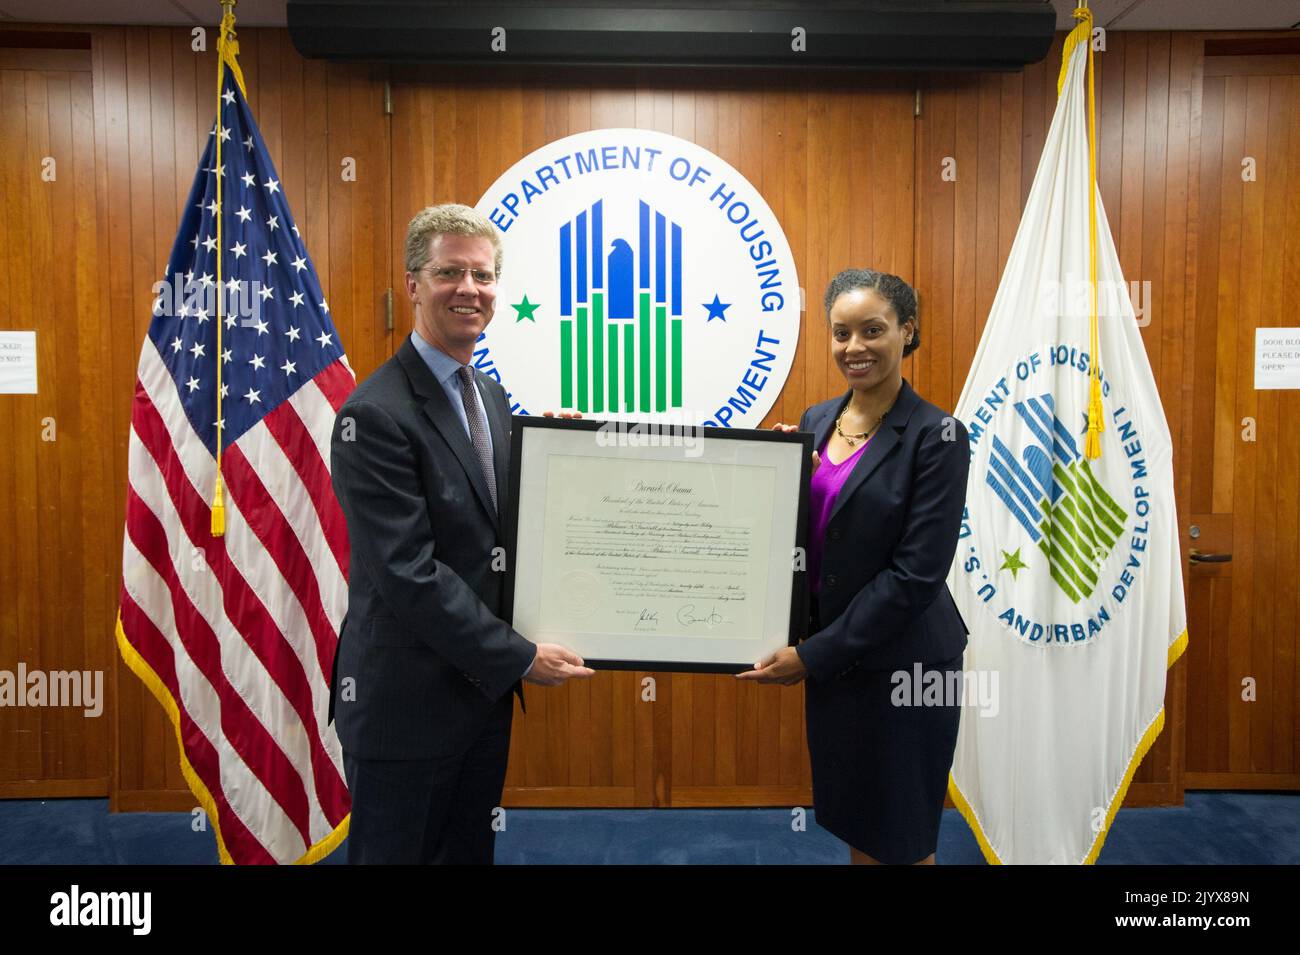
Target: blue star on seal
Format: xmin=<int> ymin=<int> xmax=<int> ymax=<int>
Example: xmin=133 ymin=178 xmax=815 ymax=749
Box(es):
xmin=703 ymin=294 xmax=731 ymax=322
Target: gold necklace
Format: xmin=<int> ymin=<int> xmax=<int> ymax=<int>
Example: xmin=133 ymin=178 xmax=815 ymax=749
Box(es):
xmin=835 ymin=409 xmax=883 ymax=447
xmin=835 ymin=393 xmax=899 ymax=447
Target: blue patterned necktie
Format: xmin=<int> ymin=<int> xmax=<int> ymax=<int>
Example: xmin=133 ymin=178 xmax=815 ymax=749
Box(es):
xmin=457 ymin=365 xmax=497 ymax=513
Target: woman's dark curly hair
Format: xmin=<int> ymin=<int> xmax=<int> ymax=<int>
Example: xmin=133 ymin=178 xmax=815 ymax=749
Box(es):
xmin=823 ymin=268 xmax=920 ymax=357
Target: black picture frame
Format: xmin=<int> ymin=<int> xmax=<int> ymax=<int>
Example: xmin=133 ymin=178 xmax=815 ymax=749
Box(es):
xmin=501 ymin=415 xmax=812 ymax=673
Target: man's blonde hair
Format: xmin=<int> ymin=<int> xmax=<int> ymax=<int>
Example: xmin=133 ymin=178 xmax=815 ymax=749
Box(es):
xmin=404 ymin=203 xmax=503 ymax=276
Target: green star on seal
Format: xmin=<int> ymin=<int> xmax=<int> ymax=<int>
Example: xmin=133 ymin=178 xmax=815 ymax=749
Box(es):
xmin=512 ymin=294 xmax=540 ymax=322
xmin=1000 ymin=547 xmax=1029 ymax=580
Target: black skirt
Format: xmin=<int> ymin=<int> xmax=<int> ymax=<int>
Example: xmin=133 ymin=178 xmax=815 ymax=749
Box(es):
xmin=804 ymin=652 xmax=964 ymax=864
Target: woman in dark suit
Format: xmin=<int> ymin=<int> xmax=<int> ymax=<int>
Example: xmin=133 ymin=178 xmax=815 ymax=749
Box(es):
xmin=737 ymin=269 xmax=970 ymax=865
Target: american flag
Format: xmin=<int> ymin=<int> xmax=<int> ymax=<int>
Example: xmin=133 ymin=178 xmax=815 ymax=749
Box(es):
xmin=116 ymin=62 xmax=353 ymax=864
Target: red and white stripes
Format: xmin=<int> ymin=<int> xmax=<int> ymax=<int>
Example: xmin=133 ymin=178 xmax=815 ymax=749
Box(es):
xmin=119 ymin=338 xmax=353 ymax=864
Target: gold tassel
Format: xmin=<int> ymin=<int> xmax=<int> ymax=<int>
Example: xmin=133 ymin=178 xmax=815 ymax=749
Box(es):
xmin=1085 ymin=376 xmax=1104 ymax=460
xmin=211 ymin=474 xmax=226 ymax=537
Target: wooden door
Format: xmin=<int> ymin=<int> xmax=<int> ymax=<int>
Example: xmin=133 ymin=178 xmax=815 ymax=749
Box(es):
xmin=1185 ymin=53 xmax=1300 ymax=790
xmin=0 ymin=42 xmax=112 ymax=797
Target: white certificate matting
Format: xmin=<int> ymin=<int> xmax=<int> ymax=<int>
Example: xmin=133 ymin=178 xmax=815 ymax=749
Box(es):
xmin=509 ymin=421 xmax=809 ymax=670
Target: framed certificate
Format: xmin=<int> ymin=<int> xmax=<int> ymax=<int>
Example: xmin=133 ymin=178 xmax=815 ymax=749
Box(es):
xmin=503 ymin=416 xmax=813 ymax=673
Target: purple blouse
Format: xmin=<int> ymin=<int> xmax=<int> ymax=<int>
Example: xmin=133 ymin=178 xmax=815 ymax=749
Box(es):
xmin=808 ymin=434 xmax=870 ymax=594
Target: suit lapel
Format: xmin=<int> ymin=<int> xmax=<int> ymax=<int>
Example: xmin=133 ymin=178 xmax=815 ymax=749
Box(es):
xmin=809 ymin=399 xmax=840 ymax=458
xmin=398 ymin=340 xmax=500 ymax=530
xmin=828 ymin=380 xmax=922 ymax=522
xmin=830 ymin=425 xmax=900 ymax=521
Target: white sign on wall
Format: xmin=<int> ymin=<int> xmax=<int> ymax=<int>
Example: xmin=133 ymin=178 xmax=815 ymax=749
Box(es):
xmin=474 ymin=128 xmax=800 ymax=427
xmin=0 ymin=331 xmax=37 ymax=394
xmin=1255 ymin=328 xmax=1300 ymax=390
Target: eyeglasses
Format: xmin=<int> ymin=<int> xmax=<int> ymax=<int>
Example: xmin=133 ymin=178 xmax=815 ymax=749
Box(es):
xmin=419 ymin=265 xmax=497 ymax=286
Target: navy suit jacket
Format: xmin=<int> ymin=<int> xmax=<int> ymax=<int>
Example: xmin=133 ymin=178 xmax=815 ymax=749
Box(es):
xmin=327 ymin=338 xmax=534 ymax=760
xmin=795 ymin=379 xmax=971 ymax=680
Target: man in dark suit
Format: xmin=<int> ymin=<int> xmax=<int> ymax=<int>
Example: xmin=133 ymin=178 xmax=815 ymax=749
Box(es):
xmin=328 ymin=204 xmax=593 ymax=864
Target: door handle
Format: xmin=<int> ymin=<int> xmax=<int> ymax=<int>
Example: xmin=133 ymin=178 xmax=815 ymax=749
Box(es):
xmin=1189 ymin=549 xmax=1232 ymax=563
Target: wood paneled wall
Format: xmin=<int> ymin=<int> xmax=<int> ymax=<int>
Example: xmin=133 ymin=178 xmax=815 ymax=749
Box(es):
xmin=1184 ymin=60 xmax=1300 ymax=790
xmin=3 ymin=22 xmax=1296 ymax=812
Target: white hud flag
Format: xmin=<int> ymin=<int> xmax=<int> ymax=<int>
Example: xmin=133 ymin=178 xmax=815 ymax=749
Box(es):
xmin=946 ymin=9 xmax=1188 ymax=865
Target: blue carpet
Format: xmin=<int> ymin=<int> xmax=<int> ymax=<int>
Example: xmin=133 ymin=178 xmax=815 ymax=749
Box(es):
xmin=0 ymin=793 xmax=1295 ymax=864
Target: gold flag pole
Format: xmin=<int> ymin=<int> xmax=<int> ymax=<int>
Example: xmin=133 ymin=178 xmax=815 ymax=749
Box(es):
xmin=1076 ymin=3 xmax=1104 ymax=460
xmin=211 ymin=0 xmax=246 ymax=536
